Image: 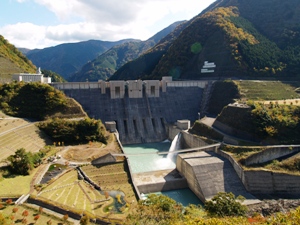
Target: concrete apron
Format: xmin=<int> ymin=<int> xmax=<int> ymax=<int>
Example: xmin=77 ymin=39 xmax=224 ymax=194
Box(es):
xmin=132 ymin=169 xmax=188 ymax=194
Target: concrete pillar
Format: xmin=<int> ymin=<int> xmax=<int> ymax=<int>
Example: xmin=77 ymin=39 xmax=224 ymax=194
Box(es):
xmin=144 ymin=80 xmax=160 ymax=97
xmin=110 ymin=81 xmax=125 ymax=99
xmin=99 ymin=80 xmax=106 ymax=94
xmin=177 ymin=120 xmax=190 ymax=130
xmin=161 ymin=76 xmax=172 ymax=92
xmin=105 ymin=121 xmax=116 ymax=132
xmin=128 ymin=80 xmax=143 ymax=98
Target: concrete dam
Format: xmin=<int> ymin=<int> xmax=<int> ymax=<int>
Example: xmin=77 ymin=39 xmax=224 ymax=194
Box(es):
xmin=52 ymin=77 xmax=210 ymax=144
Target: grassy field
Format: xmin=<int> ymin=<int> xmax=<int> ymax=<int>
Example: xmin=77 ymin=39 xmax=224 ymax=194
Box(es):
xmin=0 ymin=166 xmax=39 ymax=197
xmin=234 ymin=80 xmax=299 ymax=101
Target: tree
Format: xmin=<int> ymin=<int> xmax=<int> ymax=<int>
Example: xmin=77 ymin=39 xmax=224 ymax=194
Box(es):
xmin=22 ymin=210 xmax=29 ymax=219
xmin=7 ymin=148 xmax=33 ymax=175
xmin=33 ymin=214 xmax=40 ymax=224
xmin=204 ymin=192 xmax=247 ymax=217
xmin=5 ymin=199 xmax=12 ymax=205
xmin=12 ymin=207 xmax=18 ymax=214
xmin=125 ymin=194 xmax=184 ymax=224
xmin=63 ymin=214 xmax=69 ymax=224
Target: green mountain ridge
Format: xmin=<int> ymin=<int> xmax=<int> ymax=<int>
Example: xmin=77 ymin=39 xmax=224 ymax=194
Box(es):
xmin=111 ymin=0 xmax=300 ymax=81
xmin=25 ymin=39 xmax=139 ymax=79
xmin=110 ymin=21 xmax=190 ymax=80
xmin=69 ymin=21 xmax=185 ymax=82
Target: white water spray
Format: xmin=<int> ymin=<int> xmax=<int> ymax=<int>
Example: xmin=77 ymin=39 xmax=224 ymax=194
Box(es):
xmin=167 ymin=133 xmax=182 ymax=162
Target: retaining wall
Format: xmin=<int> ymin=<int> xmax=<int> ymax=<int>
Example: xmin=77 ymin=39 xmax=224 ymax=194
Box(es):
xmin=215 ymin=149 xmax=300 ymax=195
xmin=181 ymin=130 xmax=212 ymax=148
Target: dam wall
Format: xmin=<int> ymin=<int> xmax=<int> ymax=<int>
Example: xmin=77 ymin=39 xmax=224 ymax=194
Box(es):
xmin=52 ymin=78 xmax=209 ymax=144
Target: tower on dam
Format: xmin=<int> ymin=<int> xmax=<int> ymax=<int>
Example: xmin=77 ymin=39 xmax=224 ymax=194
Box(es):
xmin=52 ymin=77 xmax=211 ymax=144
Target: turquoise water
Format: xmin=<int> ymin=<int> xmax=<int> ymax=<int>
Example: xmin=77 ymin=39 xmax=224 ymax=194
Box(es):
xmin=154 ymin=189 xmax=203 ymax=207
xmin=123 ymin=142 xmax=203 ymax=205
xmin=123 ymin=142 xmax=176 ymax=173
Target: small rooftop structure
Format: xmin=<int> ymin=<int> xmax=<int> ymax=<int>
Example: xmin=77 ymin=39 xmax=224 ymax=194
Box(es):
xmin=12 ymin=67 xmax=51 ymax=84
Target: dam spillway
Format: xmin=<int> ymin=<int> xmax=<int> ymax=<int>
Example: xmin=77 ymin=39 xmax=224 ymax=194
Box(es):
xmin=52 ymin=77 xmax=210 ymax=144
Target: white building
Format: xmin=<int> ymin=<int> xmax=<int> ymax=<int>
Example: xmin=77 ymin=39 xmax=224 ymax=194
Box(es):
xmin=12 ymin=67 xmax=51 ymax=84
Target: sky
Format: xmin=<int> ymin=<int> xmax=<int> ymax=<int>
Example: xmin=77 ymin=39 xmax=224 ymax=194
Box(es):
xmin=0 ymin=0 xmax=216 ymax=49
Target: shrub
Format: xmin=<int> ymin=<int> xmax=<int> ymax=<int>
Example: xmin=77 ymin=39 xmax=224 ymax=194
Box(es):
xmin=205 ymin=192 xmax=247 ymax=217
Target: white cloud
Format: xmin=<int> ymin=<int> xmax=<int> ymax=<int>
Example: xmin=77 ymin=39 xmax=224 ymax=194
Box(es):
xmin=2 ymin=0 xmax=216 ymax=48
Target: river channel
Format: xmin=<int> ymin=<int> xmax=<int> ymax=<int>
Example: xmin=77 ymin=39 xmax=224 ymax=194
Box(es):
xmin=123 ymin=141 xmax=202 ymax=206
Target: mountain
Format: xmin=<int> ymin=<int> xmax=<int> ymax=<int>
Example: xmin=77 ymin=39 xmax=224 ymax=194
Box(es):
xmin=0 ymin=35 xmax=36 ymax=82
xmin=42 ymin=69 xmax=66 ymax=83
xmin=25 ymin=39 xmax=138 ymax=79
xmin=110 ymin=21 xmax=190 ymax=80
xmin=69 ymin=21 xmax=184 ymax=82
xmin=112 ymin=0 xmax=300 ymax=81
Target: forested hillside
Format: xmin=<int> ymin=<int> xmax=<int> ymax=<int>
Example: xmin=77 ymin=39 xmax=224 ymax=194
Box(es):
xmin=69 ymin=21 xmax=184 ymax=82
xmin=110 ymin=21 xmax=190 ymax=80
xmin=113 ymin=0 xmax=300 ymax=80
xmin=0 ymin=35 xmax=36 ymax=81
xmin=25 ymin=39 xmax=137 ymax=79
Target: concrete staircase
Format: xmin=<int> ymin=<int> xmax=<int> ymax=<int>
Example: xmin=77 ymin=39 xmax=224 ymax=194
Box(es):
xmin=177 ymin=151 xmax=260 ymax=204
xmin=200 ymin=81 xmax=213 ymax=117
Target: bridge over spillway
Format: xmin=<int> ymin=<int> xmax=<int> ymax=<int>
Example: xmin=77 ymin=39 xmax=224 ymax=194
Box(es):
xmin=52 ymin=77 xmax=214 ymax=144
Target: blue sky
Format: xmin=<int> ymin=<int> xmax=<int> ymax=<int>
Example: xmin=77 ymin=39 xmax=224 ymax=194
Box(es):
xmin=0 ymin=0 xmax=216 ymax=49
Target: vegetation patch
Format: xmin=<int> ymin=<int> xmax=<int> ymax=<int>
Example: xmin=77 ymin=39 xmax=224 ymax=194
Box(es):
xmin=205 ymin=192 xmax=247 ymax=217
xmin=257 ymin=157 xmax=300 ymax=175
xmin=0 ymin=82 xmax=67 ymax=120
xmin=38 ymin=117 xmax=107 ymax=145
xmin=251 ymin=102 xmax=300 ymax=144
xmin=189 ymin=121 xmax=223 ymax=142
xmin=222 ymin=145 xmax=263 ymax=161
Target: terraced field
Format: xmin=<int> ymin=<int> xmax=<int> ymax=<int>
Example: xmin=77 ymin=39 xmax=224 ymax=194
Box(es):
xmin=36 ymin=163 xmax=137 ymax=221
xmin=0 ymin=111 xmax=51 ymax=162
xmin=235 ymin=80 xmax=299 ymax=101
xmin=81 ymin=163 xmax=136 ymax=198
xmin=38 ymin=170 xmax=108 ymax=214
